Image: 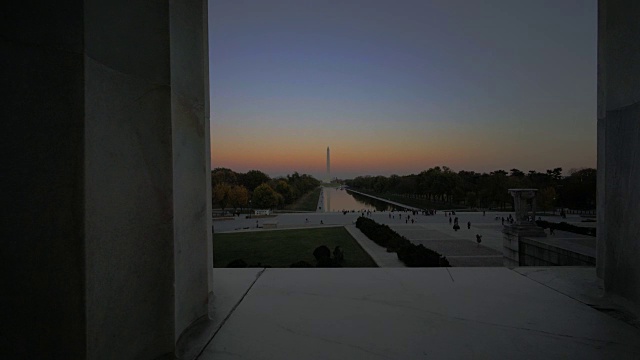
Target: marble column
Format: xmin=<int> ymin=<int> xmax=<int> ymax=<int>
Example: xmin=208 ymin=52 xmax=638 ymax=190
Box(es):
xmin=170 ymin=0 xmax=213 ymax=344
xmin=4 ymin=0 xmax=212 ymax=358
xmin=597 ymin=0 xmax=640 ymax=308
xmin=84 ymin=1 xmax=175 ymax=357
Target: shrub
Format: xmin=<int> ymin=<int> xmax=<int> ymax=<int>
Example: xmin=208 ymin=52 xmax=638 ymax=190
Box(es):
xmin=356 ymin=217 xmax=449 ymax=267
xmin=247 ymin=263 xmax=271 ymax=268
xmin=290 ymin=261 xmax=313 ymax=268
xmin=316 ymin=258 xmax=341 ymax=268
xmin=536 ymin=220 xmax=596 ymax=237
xmin=226 ymin=259 xmax=247 ymax=268
xmin=312 ymin=245 xmax=342 ymax=267
xmin=333 ymin=246 xmax=344 ymax=264
xmin=313 ymin=245 xmax=331 ymax=261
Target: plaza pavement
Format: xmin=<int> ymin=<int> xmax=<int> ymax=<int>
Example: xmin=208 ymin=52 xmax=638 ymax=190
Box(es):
xmin=214 ymin=208 xmax=588 ymax=267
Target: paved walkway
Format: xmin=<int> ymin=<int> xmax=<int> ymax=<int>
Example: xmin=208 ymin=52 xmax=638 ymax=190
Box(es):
xmin=344 ymin=225 xmax=405 ymax=267
xmin=389 ymin=222 xmax=504 ymax=267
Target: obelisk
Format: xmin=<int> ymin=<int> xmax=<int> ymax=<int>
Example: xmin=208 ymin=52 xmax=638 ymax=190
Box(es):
xmin=326 ymin=146 xmax=330 ymax=183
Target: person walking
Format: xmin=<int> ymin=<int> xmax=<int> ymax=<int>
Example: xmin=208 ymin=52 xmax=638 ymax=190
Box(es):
xmin=476 ymin=234 xmax=482 ymax=247
xmin=467 ymin=221 xmax=471 ymax=229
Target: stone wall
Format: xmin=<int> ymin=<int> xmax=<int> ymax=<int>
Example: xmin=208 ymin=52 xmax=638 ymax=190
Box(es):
xmin=502 ymin=224 xmax=547 ymax=268
xmin=519 ymin=239 xmax=596 ymax=267
xmin=502 ymin=228 xmax=520 ymax=268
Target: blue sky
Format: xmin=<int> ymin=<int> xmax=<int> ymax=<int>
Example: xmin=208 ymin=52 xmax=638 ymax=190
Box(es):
xmin=209 ymin=0 xmax=597 ymax=179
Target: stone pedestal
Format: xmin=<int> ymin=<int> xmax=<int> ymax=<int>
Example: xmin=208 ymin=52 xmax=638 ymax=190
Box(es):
xmin=503 ymin=189 xmax=546 ymax=267
xmin=508 ymin=189 xmax=541 ymax=225
xmin=503 ymin=225 xmax=548 ymax=267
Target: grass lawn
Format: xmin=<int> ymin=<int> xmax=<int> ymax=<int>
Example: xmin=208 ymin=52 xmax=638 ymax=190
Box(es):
xmin=284 ymin=186 xmax=322 ymax=211
xmin=213 ymin=227 xmax=378 ymax=268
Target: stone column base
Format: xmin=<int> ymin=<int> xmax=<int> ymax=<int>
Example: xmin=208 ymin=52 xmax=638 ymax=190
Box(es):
xmin=502 ymin=224 xmax=546 ymax=267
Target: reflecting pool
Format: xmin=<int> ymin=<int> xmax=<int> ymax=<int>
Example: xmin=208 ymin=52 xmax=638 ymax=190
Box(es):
xmin=320 ymin=187 xmax=402 ymax=212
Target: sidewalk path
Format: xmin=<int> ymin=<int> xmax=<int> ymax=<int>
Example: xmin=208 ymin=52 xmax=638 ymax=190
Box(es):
xmin=344 ymin=225 xmax=405 ymax=267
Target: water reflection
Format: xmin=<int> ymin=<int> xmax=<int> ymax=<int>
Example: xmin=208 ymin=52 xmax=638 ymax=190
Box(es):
xmin=322 ymin=187 xmax=402 ymax=212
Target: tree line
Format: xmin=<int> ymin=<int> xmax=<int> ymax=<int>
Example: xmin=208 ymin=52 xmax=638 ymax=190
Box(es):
xmin=211 ymin=168 xmax=321 ymax=212
xmin=345 ymin=166 xmax=596 ymax=211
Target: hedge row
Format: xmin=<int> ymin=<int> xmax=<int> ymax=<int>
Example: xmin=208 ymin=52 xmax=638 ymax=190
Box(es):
xmin=355 ymin=217 xmax=450 ymax=267
xmin=536 ymin=220 xmax=596 ymax=237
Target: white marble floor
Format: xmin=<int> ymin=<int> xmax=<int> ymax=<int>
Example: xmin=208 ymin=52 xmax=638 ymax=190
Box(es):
xmin=195 ymin=268 xmax=640 ymax=360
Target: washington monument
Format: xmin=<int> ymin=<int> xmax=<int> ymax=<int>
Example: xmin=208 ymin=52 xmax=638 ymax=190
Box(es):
xmin=326 ymin=146 xmax=330 ymax=183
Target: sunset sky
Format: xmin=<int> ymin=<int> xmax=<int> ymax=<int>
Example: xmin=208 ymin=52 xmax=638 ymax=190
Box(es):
xmin=209 ymin=0 xmax=597 ymax=180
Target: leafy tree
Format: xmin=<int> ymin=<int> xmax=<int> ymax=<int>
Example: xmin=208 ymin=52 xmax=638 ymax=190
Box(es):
xmin=212 ymin=168 xmax=238 ymax=186
xmin=212 ymin=183 xmax=232 ymax=212
xmin=465 ymin=191 xmax=478 ymax=208
xmin=537 ymin=187 xmax=557 ymax=211
xmin=483 ymin=170 xmax=510 ymax=209
xmin=372 ymin=175 xmax=389 ymax=193
xmin=221 ymin=164 xmax=595 ymax=213
xmin=559 ymin=168 xmax=596 ymax=209
xmin=547 ymin=167 xmax=563 ymax=181
xmin=273 ymin=179 xmax=294 ymax=204
xmin=397 ymin=176 xmax=417 ymax=194
xmin=388 ymin=174 xmax=401 ymax=190
xmin=239 ymin=170 xmax=271 ymax=193
xmin=275 ymin=192 xmax=285 ymax=208
xmin=228 ymin=185 xmax=249 ymax=211
xmin=252 ymin=183 xmax=279 ymax=209
xmin=510 ymin=168 xmax=525 ymax=177
xmin=283 ymin=172 xmax=321 ymax=203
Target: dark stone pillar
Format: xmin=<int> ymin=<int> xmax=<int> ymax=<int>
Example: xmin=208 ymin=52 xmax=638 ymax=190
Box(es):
xmin=598 ymin=0 xmax=640 ymax=309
